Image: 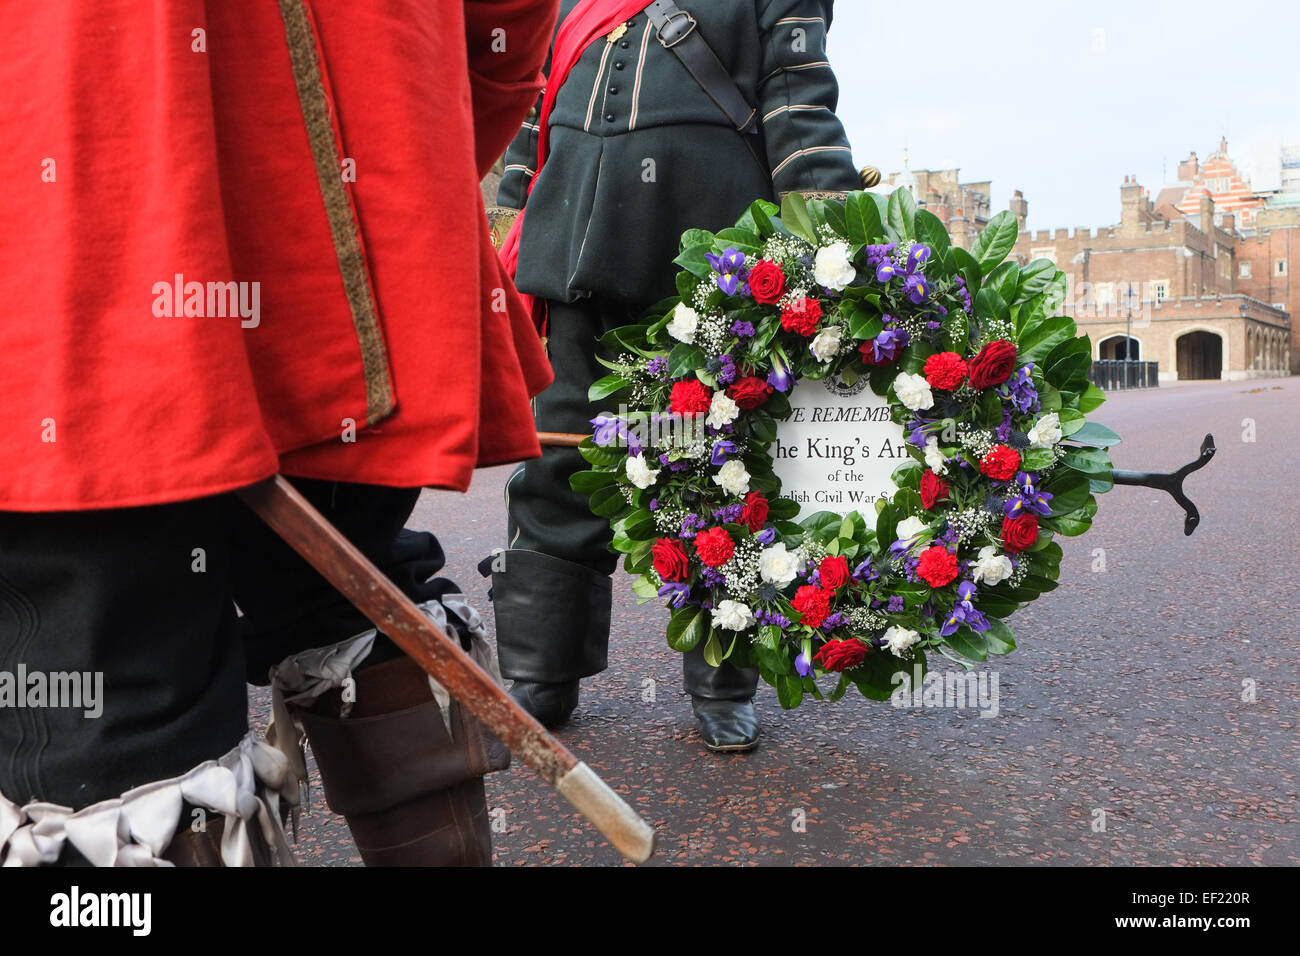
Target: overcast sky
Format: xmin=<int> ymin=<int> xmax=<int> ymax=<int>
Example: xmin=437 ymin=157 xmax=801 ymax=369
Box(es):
xmin=826 ymin=0 xmax=1300 ymax=232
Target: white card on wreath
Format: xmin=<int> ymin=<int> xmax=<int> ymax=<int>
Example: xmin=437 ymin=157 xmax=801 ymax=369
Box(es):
xmin=771 ymin=374 xmax=910 ymax=516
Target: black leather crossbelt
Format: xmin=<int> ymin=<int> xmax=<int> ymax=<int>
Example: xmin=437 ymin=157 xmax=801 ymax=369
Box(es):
xmin=643 ymin=0 xmax=759 ymax=136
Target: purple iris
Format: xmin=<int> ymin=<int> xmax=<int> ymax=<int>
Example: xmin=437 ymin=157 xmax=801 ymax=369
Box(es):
xmin=875 ymin=261 xmax=898 ymax=283
xmin=853 ymin=557 xmax=878 ymax=582
xmin=658 ymin=583 xmax=691 ymax=609
xmin=590 ymin=413 xmax=622 ymax=446
xmin=940 ymin=581 xmax=990 ymax=636
xmin=906 ymin=243 xmax=931 ymax=274
xmin=904 ymin=273 xmax=930 ymax=304
xmin=871 ymin=327 xmax=910 ymax=363
xmin=1004 ymin=471 xmax=1053 ymax=518
xmin=731 ymin=319 xmax=756 ymax=338
xmin=766 ymin=352 xmax=793 ymax=392
xmin=999 ymin=364 xmax=1040 ymax=414
xmin=756 ymin=527 xmax=777 ymax=545
xmin=706 ymin=247 xmax=748 ymax=296
xmin=710 ymin=440 xmax=738 ymax=466
xmin=794 ymin=649 xmax=814 ymax=677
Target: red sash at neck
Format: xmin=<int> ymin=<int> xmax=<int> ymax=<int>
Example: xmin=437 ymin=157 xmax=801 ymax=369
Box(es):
xmin=500 ymin=0 xmax=649 ymax=325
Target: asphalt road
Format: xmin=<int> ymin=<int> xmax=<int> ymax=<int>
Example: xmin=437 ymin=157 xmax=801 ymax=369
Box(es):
xmin=254 ymin=375 xmax=1298 ymax=866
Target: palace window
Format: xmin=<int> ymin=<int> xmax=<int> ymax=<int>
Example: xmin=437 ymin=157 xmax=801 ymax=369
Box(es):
xmin=1240 ymin=261 xmax=1251 ymax=278
xmin=1278 ymin=259 xmax=1289 ymax=276
xmin=1149 ymin=280 xmax=1169 ymax=302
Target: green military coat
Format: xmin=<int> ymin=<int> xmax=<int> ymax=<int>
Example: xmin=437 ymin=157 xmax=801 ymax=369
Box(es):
xmin=499 ymin=0 xmax=860 ymax=307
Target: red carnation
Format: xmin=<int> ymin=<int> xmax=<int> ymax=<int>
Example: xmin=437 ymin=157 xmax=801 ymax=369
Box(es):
xmin=693 ymin=527 xmax=735 ymax=567
xmin=923 ymin=351 xmax=969 ymax=391
xmin=792 ymin=585 xmax=833 ymax=628
xmin=916 ymin=545 xmax=960 ymax=588
xmin=813 ymin=638 xmax=868 ymax=672
xmin=919 ymin=469 xmax=951 ymax=510
xmin=670 ymin=379 xmax=712 ymax=416
xmin=979 ymin=444 xmax=1021 ymax=481
xmin=747 ymin=259 xmax=787 ymax=304
xmin=968 ymin=339 xmax=1018 ymax=389
xmin=780 ymin=297 xmax=823 ymax=336
xmin=652 ymin=538 xmax=690 ymax=582
xmin=727 ymin=376 xmax=773 ymax=410
xmin=740 ymin=491 xmax=769 ymax=533
xmin=819 ymin=555 xmax=851 ymax=591
xmin=1001 ymin=514 xmax=1039 ymax=553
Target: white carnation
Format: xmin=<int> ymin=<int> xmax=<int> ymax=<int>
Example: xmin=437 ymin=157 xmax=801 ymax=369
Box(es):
xmin=882 ymin=625 xmax=921 ymax=657
xmin=809 ymin=326 xmax=843 ymax=362
xmin=625 ymin=454 xmax=660 ymax=489
xmin=813 ymin=241 xmax=856 ymax=291
xmin=924 ymin=436 xmax=948 ymax=474
xmin=666 ymin=302 xmax=698 ymax=344
xmin=971 ymin=545 xmax=1014 ymax=586
xmin=706 ymin=391 xmax=740 ymax=429
xmin=894 ymin=372 xmax=934 ymax=411
xmin=713 ymin=599 xmax=756 ymax=631
xmin=758 ymin=542 xmax=801 ymax=587
xmin=712 ymin=459 xmax=751 ymax=496
xmin=1027 ymin=412 xmax=1063 ymax=449
xmin=895 ymin=516 xmax=928 ymax=541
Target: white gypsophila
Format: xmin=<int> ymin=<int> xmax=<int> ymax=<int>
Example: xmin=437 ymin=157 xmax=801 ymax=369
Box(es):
xmin=706 ymin=391 xmax=740 ymax=429
xmin=758 ymin=542 xmax=801 ymax=587
xmin=809 ymin=326 xmax=843 ymax=362
xmin=813 ymin=241 xmax=856 ymax=291
xmin=666 ymin=302 xmax=698 ymax=344
xmin=924 ymin=436 xmax=948 ymax=474
xmin=1028 ymin=412 xmax=1063 ymax=449
xmin=971 ymin=545 xmax=1014 ymax=586
xmin=625 ymin=454 xmax=661 ymax=489
xmin=894 ymin=372 xmax=934 ymax=411
xmin=895 ymin=516 xmax=928 ymax=541
xmin=957 ymin=425 xmax=995 ymax=459
xmin=713 ymin=599 xmax=756 ymax=631
xmin=882 ymin=625 xmax=922 ymax=657
xmin=712 ymin=459 xmax=751 ymax=496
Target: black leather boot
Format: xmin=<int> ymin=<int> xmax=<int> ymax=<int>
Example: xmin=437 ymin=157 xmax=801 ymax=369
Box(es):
xmin=683 ymin=646 xmax=761 ymax=752
xmin=482 ymin=549 xmax=611 ymax=728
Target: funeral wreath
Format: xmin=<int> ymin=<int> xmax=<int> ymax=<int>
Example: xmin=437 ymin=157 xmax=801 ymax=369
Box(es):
xmin=571 ymin=189 xmax=1121 ymax=708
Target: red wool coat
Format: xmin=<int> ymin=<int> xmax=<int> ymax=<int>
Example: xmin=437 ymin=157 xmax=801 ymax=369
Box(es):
xmin=0 ymin=0 xmax=557 ymax=511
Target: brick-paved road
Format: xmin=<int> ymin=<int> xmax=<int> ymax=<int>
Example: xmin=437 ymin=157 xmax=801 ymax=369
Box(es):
xmin=256 ymin=375 xmax=1298 ymax=866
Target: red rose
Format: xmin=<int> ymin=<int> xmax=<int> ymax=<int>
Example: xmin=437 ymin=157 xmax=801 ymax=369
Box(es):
xmin=813 ymin=638 xmax=867 ymax=672
xmin=819 ymin=555 xmax=851 ymax=591
xmin=968 ymin=339 xmax=1018 ymax=389
xmin=747 ymin=259 xmax=787 ymax=304
xmin=919 ymin=469 xmax=951 ymax=510
xmin=923 ymin=351 xmax=969 ymax=391
xmin=979 ymin=444 xmax=1021 ymax=481
xmin=916 ymin=545 xmax=960 ymax=588
xmin=791 ymin=585 xmax=833 ymax=629
xmin=670 ymin=379 xmax=712 ymax=416
xmin=652 ymin=538 xmax=690 ymax=582
xmin=693 ymin=527 xmax=735 ymax=567
xmin=1001 ymin=514 xmax=1039 ymax=553
xmin=740 ymin=491 xmax=769 ymax=533
xmin=727 ymin=376 xmax=773 ymax=410
xmin=780 ymin=297 xmax=822 ymax=336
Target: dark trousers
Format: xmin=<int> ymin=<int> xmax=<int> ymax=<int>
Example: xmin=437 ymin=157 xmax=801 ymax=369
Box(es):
xmin=502 ymin=298 xmax=758 ymax=700
xmin=0 ymin=479 xmax=458 ymax=810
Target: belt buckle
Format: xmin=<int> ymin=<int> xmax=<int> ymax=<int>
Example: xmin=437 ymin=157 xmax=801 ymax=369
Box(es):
xmin=657 ymin=10 xmax=697 ymax=48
